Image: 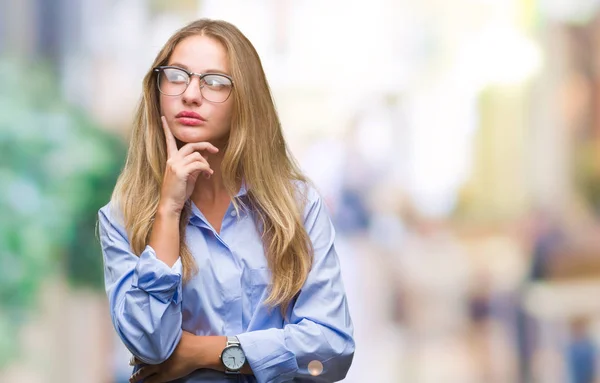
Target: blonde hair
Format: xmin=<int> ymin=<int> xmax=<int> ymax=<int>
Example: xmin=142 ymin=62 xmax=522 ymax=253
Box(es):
xmin=112 ymin=19 xmax=312 ymax=314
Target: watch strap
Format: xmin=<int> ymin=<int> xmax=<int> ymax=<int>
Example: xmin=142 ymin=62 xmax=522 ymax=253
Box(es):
xmin=227 ymin=336 xmax=240 ymax=346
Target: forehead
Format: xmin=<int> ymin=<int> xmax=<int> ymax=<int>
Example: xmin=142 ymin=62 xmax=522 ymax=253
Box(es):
xmin=169 ymin=34 xmax=229 ymax=73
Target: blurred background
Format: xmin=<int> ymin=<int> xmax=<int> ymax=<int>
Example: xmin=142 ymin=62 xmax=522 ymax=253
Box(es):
xmin=2 ymin=0 xmax=600 ymax=382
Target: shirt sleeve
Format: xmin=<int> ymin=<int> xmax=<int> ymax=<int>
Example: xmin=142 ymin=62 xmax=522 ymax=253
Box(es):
xmin=236 ymin=186 xmax=355 ymax=383
xmin=98 ymin=203 xmax=183 ymax=365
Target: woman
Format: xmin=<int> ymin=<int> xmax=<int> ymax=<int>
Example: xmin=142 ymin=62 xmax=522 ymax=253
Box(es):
xmin=98 ymin=19 xmax=354 ymax=383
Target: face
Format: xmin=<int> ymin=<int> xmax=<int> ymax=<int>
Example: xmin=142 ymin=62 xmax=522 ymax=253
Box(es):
xmin=159 ymin=35 xmax=234 ymax=147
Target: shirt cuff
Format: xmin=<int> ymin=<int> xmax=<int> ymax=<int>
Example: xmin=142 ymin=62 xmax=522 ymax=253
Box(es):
xmin=131 ymin=245 xmax=183 ymax=304
xmin=237 ymin=330 xmax=298 ymax=382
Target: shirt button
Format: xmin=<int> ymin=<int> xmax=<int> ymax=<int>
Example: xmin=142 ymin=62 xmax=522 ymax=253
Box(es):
xmin=230 ymin=210 xmax=237 ymax=217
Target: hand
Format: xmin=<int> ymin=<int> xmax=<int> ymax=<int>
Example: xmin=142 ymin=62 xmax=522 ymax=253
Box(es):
xmin=159 ymin=116 xmax=219 ymax=214
xmin=129 ymin=331 xmax=201 ymax=383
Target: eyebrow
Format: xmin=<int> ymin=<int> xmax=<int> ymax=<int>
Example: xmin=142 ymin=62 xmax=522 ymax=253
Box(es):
xmin=167 ymin=62 xmax=230 ymax=75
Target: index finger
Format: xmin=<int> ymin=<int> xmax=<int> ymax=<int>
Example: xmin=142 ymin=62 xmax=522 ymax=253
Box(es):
xmin=178 ymin=142 xmax=220 ymax=157
xmin=161 ymin=116 xmax=178 ymax=159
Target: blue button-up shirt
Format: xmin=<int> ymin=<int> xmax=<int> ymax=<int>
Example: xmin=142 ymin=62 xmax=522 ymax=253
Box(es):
xmin=98 ymin=183 xmax=354 ymax=382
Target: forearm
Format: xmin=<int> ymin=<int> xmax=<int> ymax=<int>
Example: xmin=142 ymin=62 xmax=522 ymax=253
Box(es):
xmin=149 ymin=205 xmax=181 ymax=267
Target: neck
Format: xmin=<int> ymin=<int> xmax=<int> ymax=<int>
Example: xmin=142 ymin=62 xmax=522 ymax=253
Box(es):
xmin=191 ymin=150 xmax=229 ymax=205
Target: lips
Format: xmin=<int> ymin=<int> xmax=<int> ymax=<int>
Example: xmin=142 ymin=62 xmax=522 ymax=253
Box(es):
xmin=175 ymin=111 xmax=206 ymax=120
xmin=175 ymin=111 xmax=206 ymax=126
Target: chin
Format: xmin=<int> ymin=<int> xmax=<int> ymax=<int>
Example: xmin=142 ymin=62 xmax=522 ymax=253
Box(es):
xmin=174 ymin=129 xmax=213 ymax=144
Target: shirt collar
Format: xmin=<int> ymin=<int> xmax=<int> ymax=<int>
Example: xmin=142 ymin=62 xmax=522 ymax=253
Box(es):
xmin=234 ymin=180 xmax=248 ymax=198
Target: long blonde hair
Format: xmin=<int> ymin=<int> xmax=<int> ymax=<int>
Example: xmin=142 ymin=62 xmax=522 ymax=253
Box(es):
xmin=112 ymin=19 xmax=313 ymax=313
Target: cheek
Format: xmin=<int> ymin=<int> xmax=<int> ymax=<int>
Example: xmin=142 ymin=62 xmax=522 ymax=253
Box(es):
xmin=159 ymin=95 xmax=166 ymax=114
xmin=224 ymin=102 xmax=234 ymax=127
xmin=159 ymin=94 xmax=177 ymax=115
xmin=213 ymin=103 xmax=234 ymax=131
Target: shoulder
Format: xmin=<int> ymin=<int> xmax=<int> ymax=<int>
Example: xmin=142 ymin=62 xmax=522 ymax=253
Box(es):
xmin=98 ymin=200 xmax=123 ymax=223
xmin=291 ymin=179 xmax=332 ymax=224
xmin=292 ymin=179 xmax=322 ymax=208
xmin=98 ymin=200 xmax=128 ymax=241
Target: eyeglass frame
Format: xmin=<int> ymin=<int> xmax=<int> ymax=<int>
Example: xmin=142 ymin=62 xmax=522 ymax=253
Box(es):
xmin=153 ymin=65 xmax=235 ymax=103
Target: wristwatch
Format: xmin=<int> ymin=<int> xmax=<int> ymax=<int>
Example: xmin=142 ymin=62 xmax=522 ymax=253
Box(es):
xmin=220 ymin=336 xmax=246 ymax=374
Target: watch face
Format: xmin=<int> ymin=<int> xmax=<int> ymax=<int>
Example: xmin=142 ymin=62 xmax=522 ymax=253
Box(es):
xmin=222 ymin=345 xmax=246 ymax=370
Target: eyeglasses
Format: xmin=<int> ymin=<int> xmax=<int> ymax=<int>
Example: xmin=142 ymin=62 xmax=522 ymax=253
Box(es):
xmin=153 ymin=66 xmax=234 ymax=103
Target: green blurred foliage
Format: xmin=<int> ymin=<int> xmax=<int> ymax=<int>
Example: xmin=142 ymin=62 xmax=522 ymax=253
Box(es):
xmin=0 ymin=58 xmax=126 ymax=366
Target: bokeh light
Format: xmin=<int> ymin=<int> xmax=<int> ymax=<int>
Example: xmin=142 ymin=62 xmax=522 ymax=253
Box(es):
xmin=308 ymin=360 xmax=324 ymax=376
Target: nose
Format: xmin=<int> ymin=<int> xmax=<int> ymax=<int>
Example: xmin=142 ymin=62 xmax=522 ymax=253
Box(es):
xmin=181 ymin=76 xmax=204 ymax=106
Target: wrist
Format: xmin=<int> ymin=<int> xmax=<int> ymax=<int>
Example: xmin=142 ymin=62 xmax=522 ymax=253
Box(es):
xmin=156 ymin=202 xmax=182 ymax=220
xmin=197 ymin=336 xmax=227 ymax=371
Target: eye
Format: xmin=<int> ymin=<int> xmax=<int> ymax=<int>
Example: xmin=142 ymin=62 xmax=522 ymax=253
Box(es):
xmin=203 ymin=75 xmax=232 ymax=88
xmin=163 ymin=68 xmax=189 ymax=83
